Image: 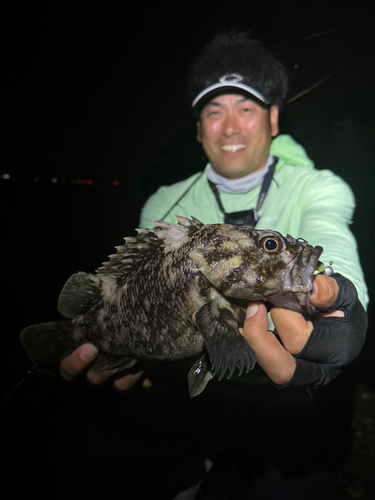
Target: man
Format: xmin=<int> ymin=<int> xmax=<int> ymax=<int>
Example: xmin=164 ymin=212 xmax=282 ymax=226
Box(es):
xmin=57 ymin=31 xmax=369 ymax=499
xmin=61 ymin=32 xmax=368 ymax=392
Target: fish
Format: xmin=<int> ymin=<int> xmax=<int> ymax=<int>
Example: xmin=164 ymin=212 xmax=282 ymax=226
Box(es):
xmin=20 ymin=216 xmax=324 ymax=396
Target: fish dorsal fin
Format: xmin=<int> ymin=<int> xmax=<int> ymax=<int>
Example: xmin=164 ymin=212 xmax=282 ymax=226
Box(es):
xmin=58 ymin=216 xmax=204 ymax=319
xmin=153 ymin=216 xmax=204 ymax=252
xmin=58 ymin=272 xmax=102 ymax=319
xmin=96 ymin=216 xmax=204 ymax=279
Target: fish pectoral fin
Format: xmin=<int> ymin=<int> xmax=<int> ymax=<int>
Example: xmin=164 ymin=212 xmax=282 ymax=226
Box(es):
xmin=58 ymin=272 xmax=102 ymax=319
xmin=195 ymin=303 xmax=257 ymax=381
xmin=90 ymin=353 xmax=137 ymax=373
xmin=188 ymin=355 xmax=213 ymax=397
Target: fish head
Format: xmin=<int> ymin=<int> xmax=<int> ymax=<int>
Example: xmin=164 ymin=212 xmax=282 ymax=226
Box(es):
xmin=190 ymin=226 xmax=323 ymax=314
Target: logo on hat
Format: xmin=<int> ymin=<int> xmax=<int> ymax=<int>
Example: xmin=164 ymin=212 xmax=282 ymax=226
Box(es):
xmin=192 ymin=73 xmax=268 ymax=109
xmin=219 ymin=74 xmax=244 ymax=84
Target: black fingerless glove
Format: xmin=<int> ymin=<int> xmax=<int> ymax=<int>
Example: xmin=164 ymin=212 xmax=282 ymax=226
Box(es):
xmin=279 ymin=274 xmax=368 ymax=389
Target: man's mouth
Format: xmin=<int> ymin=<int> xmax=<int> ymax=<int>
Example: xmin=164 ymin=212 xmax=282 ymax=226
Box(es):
xmin=221 ymin=144 xmax=246 ymax=153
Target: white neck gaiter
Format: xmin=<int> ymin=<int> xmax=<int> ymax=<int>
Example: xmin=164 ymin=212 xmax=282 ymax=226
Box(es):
xmin=206 ymin=156 xmax=274 ymax=194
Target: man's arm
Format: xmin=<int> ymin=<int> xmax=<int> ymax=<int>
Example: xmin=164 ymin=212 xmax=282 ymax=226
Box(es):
xmin=295 ymin=169 xmax=368 ymax=309
xmin=254 ymin=172 xmax=368 ymax=387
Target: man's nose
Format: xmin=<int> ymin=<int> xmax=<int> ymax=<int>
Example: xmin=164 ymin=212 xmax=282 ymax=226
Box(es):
xmin=222 ymin=113 xmax=241 ymax=136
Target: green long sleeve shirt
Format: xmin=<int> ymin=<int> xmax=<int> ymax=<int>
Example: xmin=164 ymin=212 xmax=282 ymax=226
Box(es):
xmin=140 ymin=134 xmax=368 ymax=308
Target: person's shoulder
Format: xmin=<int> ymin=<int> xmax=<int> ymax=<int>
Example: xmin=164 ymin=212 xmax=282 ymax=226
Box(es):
xmin=139 ymin=170 xmax=206 ymax=227
xmin=278 ymin=163 xmax=351 ymax=186
xmin=156 ymin=170 xmax=205 ymax=195
xmin=144 ymin=171 xmax=203 ymax=204
xmin=272 ymin=135 xmax=352 ymax=190
xmin=278 ymin=166 xmax=355 ymax=208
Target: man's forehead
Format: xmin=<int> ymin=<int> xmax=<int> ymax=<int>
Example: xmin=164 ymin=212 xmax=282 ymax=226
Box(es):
xmin=204 ymin=94 xmax=253 ymax=107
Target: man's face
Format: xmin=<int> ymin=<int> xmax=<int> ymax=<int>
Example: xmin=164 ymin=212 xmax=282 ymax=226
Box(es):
xmin=197 ymin=94 xmax=279 ymax=179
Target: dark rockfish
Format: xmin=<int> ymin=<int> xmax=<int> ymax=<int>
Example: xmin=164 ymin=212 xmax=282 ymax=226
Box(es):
xmin=21 ymin=217 xmax=323 ymax=396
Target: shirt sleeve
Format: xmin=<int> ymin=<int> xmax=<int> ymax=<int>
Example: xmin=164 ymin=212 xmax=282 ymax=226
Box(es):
xmin=296 ymin=170 xmax=368 ymax=308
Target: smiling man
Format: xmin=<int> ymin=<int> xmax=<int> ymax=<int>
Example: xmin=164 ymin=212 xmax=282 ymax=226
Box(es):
xmin=134 ymin=33 xmax=367 ymax=391
xmin=197 ymin=94 xmax=279 ymax=179
xmin=60 ymin=31 xmax=368 ymax=498
xmin=62 ymin=31 xmax=367 ymax=389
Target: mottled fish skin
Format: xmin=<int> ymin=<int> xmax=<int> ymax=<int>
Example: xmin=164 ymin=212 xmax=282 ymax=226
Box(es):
xmin=77 ymin=240 xmax=206 ymax=360
xmin=20 ymin=217 xmax=324 ymax=396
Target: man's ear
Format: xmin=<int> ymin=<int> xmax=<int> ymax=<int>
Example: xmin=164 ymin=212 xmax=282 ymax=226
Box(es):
xmin=196 ymin=121 xmax=202 ymax=143
xmin=270 ymin=106 xmax=279 ymax=137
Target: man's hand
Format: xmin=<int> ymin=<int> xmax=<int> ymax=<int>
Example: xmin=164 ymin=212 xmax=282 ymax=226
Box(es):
xmin=270 ymin=275 xmax=343 ymax=358
xmin=241 ymin=274 xmax=366 ymax=387
xmin=60 ymin=344 xmax=150 ymax=391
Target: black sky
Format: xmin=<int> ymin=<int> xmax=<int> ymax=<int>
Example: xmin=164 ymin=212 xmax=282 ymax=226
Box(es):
xmin=2 ymin=0 xmax=373 ymax=182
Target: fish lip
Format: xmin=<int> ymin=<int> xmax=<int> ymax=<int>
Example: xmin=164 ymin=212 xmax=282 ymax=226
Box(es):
xmin=290 ymin=245 xmax=323 ymax=293
xmin=287 ymin=244 xmax=323 ymax=313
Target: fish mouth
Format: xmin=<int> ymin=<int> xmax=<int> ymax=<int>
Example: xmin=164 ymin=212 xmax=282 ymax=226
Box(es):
xmin=289 ymin=244 xmax=324 ymax=314
xmin=265 ymin=244 xmax=323 ymax=315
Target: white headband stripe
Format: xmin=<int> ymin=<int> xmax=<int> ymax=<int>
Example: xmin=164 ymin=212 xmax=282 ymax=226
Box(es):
xmin=192 ymin=82 xmax=268 ymax=108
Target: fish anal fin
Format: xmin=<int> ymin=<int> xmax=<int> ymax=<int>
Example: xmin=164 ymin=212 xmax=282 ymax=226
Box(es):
xmin=196 ymin=301 xmax=257 ymax=381
xmin=188 ymin=355 xmax=213 ymax=397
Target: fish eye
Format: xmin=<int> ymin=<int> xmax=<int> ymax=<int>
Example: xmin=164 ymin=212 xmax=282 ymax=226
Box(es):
xmin=260 ymin=237 xmax=281 ymax=253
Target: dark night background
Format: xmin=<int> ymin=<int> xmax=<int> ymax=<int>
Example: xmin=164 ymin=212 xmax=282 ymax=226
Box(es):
xmin=1 ymin=1 xmax=375 ymax=499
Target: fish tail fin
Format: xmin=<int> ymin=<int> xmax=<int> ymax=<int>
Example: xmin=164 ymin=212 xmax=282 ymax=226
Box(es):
xmin=20 ymin=320 xmax=80 ymax=365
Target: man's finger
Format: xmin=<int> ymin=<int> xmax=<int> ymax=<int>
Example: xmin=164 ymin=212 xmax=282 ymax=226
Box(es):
xmin=310 ymin=275 xmax=339 ymax=310
xmin=113 ymin=370 xmax=145 ymax=391
xmin=86 ymin=369 xmax=113 ymax=385
xmin=60 ymin=343 xmax=98 ymax=381
xmin=271 ymin=308 xmax=313 ymax=355
xmin=242 ymin=302 xmax=296 ymax=385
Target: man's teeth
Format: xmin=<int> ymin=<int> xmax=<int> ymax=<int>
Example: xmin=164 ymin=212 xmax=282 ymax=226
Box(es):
xmin=221 ymin=144 xmax=246 ymax=152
